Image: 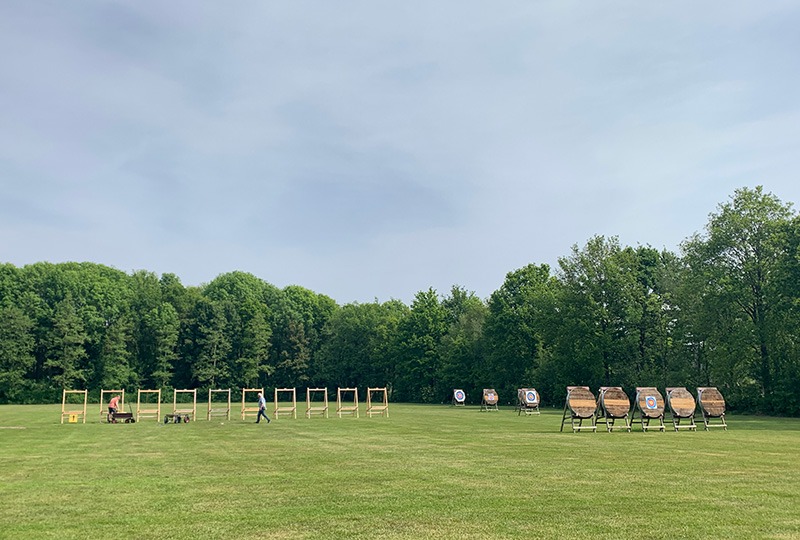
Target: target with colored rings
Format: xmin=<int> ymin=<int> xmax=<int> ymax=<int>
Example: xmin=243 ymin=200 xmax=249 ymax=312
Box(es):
xmin=645 ymin=396 xmax=657 ymax=409
xmin=454 ymin=390 xmax=465 ymax=402
xmin=525 ymin=390 xmax=538 ymax=404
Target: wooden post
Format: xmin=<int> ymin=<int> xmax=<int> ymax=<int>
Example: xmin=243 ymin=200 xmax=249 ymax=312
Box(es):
xmin=173 ymin=389 xmax=197 ymax=421
xmin=336 ymin=387 xmax=359 ymax=418
xmin=366 ymin=387 xmax=389 ymax=418
xmin=241 ymin=388 xmax=264 ymax=420
xmin=137 ymin=389 xmax=161 ymax=422
xmin=100 ymin=389 xmax=125 ymax=422
xmin=274 ymin=388 xmax=297 ymax=419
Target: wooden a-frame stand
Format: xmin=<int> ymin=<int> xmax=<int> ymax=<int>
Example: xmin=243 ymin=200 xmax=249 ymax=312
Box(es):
xmin=595 ymin=386 xmax=631 ymax=432
xmin=697 ymin=387 xmax=727 ymax=431
xmin=366 ymin=387 xmax=389 ymax=418
xmin=137 ymin=389 xmax=161 ymax=422
xmin=306 ymin=387 xmax=329 ymax=418
xmin=172 ymin=389 xmax=197 ymax=422
xmin=337 ymin=387 xmax=359 ymax=418
xmin=241 ymin=388 xmax=264 ymax=420
xmin=61 ymin=389 xmax=88 ymax=424
xmin=207 ymin=388 xmax=231 ymax=421
xmin=274 ymin=388 xmax=298 ymax=419
xmin=629 ymin=387 xmax=666 ymax=432
xmin=666 ymin=387 xmax=697 ymax=431
xmin=100 ymin=389 xmax=125 ymax=422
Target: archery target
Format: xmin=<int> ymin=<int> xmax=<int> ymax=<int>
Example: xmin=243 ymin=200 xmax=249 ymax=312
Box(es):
xmin=645 ymin=395 xmax=657 ymax=410
xmin=525 ymin=390 xmax=538 ymax=404
xmin=454 ymin=389 xmax=465 ymax=402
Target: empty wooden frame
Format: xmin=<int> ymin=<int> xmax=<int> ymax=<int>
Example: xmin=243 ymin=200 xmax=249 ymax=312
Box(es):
xmin=666 ymin=387 xmax=697 ymax=431
xmin=173 ymin=389 xmax=197 ymax=421
xmin=630 ymin=387 xmax=666 ymax=432
xmin=560 ymin=386 xmax=597 ymax=433
xmin=61 ymin=389 xmax=88 ymax=424
xmin=306 ymin=387 xmax=329 ymax=418
xmin=481 ymin=389 xmax=499 ymax=412
xmin=274 ymin=388 xmax=298 ymax=419
xmin=366 ymin=387 xmax=389 ymax=418
xmin=337 ymin=387 xmax=359 ymax=418
xmin=137 ymin=389 xmax=161 ymax=422
xmin=516 ymin=388 xmax=541 ymax=416
xmin=207 ymin=388 xmax=231 ymax=421
xmin=595 ymin=387 xmax=631 ymax=432
xmin=241 ymin=388 xmax=264 ymax=420
xmin=452 ymin=389 xmax=467 ymax=406
xmin=697 ymin=387 xmax=727 ymax=430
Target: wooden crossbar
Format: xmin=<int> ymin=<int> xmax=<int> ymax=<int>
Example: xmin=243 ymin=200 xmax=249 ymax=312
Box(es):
xmin=306 ymin=387 xmax=329 ymax=419
xmin=100 ymin=389 xmax=125 ymax=422
xmin=337 ymin=387 xmax=359 ymax=418
xmin=274 ymin=388 xmax=297 ymax=419
xmin=61 ymin=389 xmax=88 ymax=424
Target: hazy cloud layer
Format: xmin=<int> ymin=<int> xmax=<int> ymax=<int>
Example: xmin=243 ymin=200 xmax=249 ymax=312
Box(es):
xmin=2 ymin=1 xmax=799 ymax=303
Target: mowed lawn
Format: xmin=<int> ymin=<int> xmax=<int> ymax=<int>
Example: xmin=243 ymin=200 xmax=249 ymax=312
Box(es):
xmin=1 ymin=402 xmax=799 ymax=540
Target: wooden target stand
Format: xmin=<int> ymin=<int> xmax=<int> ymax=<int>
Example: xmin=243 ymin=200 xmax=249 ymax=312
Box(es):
xmin=697 ymin=387 xmax=727 ymax=430
xmin=595 ymin=387 xmax=631 ymax=432
xmin=274 ymin=388 xmax=298 ymax=419
xmin=100 ymin=389 xmax=125 ymax=422
xmin=170 ymin=388 xmax=196 ymax=422
xmin=61 ymin=389 xmax=88 ymax=424
xmin=560 ymin=386 xmax=597 ymax=433
xmin=306 ymin=387 xmax=329 ymax=418
xmin=207 ymin=388 xmax=231 ymax=421
xmin=480 ymin=389 xmax=499 ymax=412
xmin=452 ymin=389 xmax=467 ymax=406
xmin=666 ymin=387 xmax=697 ymax=431
xmin=241 ymin=388 xmax=264 ymax=420
xmin=630 ymin=387 xmax=666 ymax=432
xmin=137 ymin=389 xmax=161 ymax=422
xmin=516 ymin=388 xmax=541 ymax=416
xmin=337 ymin=387 xmax=359 ymax=418
xmin=366 ymin=387 xmax=389 ymax=418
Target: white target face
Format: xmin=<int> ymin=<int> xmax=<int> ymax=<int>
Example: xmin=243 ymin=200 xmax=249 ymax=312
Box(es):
xmin=454 ymin=390 xmax=465 ymax=402
xmin=645 ymin=396 xmax=657 ymax=409
xmin=487 ymin=392 xmax=496 ymax=401
xmin=525 ymin=390 xmax=538 ymax=404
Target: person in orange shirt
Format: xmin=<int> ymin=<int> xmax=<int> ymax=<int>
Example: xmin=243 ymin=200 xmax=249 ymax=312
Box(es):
xmin=108 ymin=395 xmax=121 ymax=422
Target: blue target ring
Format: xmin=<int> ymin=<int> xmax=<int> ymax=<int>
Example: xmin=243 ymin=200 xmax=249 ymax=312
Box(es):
xmin=454 ymin=390 xmax=465 ymax=402
xmin=525 ymin=390 xmax=538 ymax=404
xmin=645 ymin=396 xmax=657 ymax=409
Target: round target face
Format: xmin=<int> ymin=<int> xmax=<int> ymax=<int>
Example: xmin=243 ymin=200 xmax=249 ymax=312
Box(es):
xmin=487 ymin=392 xmax=496 ymax=401
xmin=645 ymin=396 xmax=657 ymax=409
xmin=525 ymin=390 xmax=538 ymax=404
xmin=454 ymin=390 xmax=465 ymax=402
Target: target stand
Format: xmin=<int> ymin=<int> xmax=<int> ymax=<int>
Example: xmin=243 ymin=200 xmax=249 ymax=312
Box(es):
xmin=366 ymin=387 xmax=389 ymax=418
xmin=336 ymin=387 xmax=359 ymax=418
xmin=481 ymin=389 xmax=499 ymax=412
xmin=306 ymin=387 xmax=329 ymax=418
xmin=630 ymin=387 xmax=666 ymax=432
xmin=100 ymin=389 xmax=125 ymax=423
xmin=516 ymin=388 xmax=541 ymax=415
xmin=241 ymin=388 xmax=264 ymax=420
xmin=697 ymin=387 xmax=727 ymax=430
xmin=61 ymin=389 xmax=88 ymax=424
xmin=560 ymin=386 xmax=597 ymax=433
xmin=666 ymin=387 xmax=697 ymax=431
xmin=595 ymin=387 xmax=631 ymax=432
xmin=137 ymin=389 xmax=162 ymax=422
xmin=274 ymin=388 xmax=297 ymax=419
xmin=173 ymin=389 xmax=197 ymax=422
xmin=207 ymin=388 xmax=231 ymax=421
xmin=452 ymin=389 xmax=467 ymax=407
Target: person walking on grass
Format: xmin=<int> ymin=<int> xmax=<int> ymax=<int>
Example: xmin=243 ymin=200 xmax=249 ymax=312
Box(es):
xmin=256 ymin=392 xmax=270 ymax=424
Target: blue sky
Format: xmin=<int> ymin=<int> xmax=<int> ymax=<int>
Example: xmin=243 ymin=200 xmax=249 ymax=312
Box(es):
xmin=2 ymin=2 xmax=799 ymax=304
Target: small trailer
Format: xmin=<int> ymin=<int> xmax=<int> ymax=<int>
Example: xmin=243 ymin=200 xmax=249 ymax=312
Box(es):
xmin=163 ymin=413 xmax=191 ymax=424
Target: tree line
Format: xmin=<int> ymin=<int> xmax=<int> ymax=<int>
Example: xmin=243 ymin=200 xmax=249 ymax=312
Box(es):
xmin=2 ymin=186 xmax=800 ymax=415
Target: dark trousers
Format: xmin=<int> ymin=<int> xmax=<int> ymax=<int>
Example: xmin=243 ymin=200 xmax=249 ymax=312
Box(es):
xmin=256 ymin=408 xmax=270 ymax=423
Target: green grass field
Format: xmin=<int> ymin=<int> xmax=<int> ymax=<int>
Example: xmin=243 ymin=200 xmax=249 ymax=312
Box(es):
xmin=1 ymin=403 xmax=799 ymax=539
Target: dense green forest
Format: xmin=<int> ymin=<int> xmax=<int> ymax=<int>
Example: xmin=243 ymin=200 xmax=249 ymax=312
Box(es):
xmin=2 ymin=187 xmax=800 ymax=414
